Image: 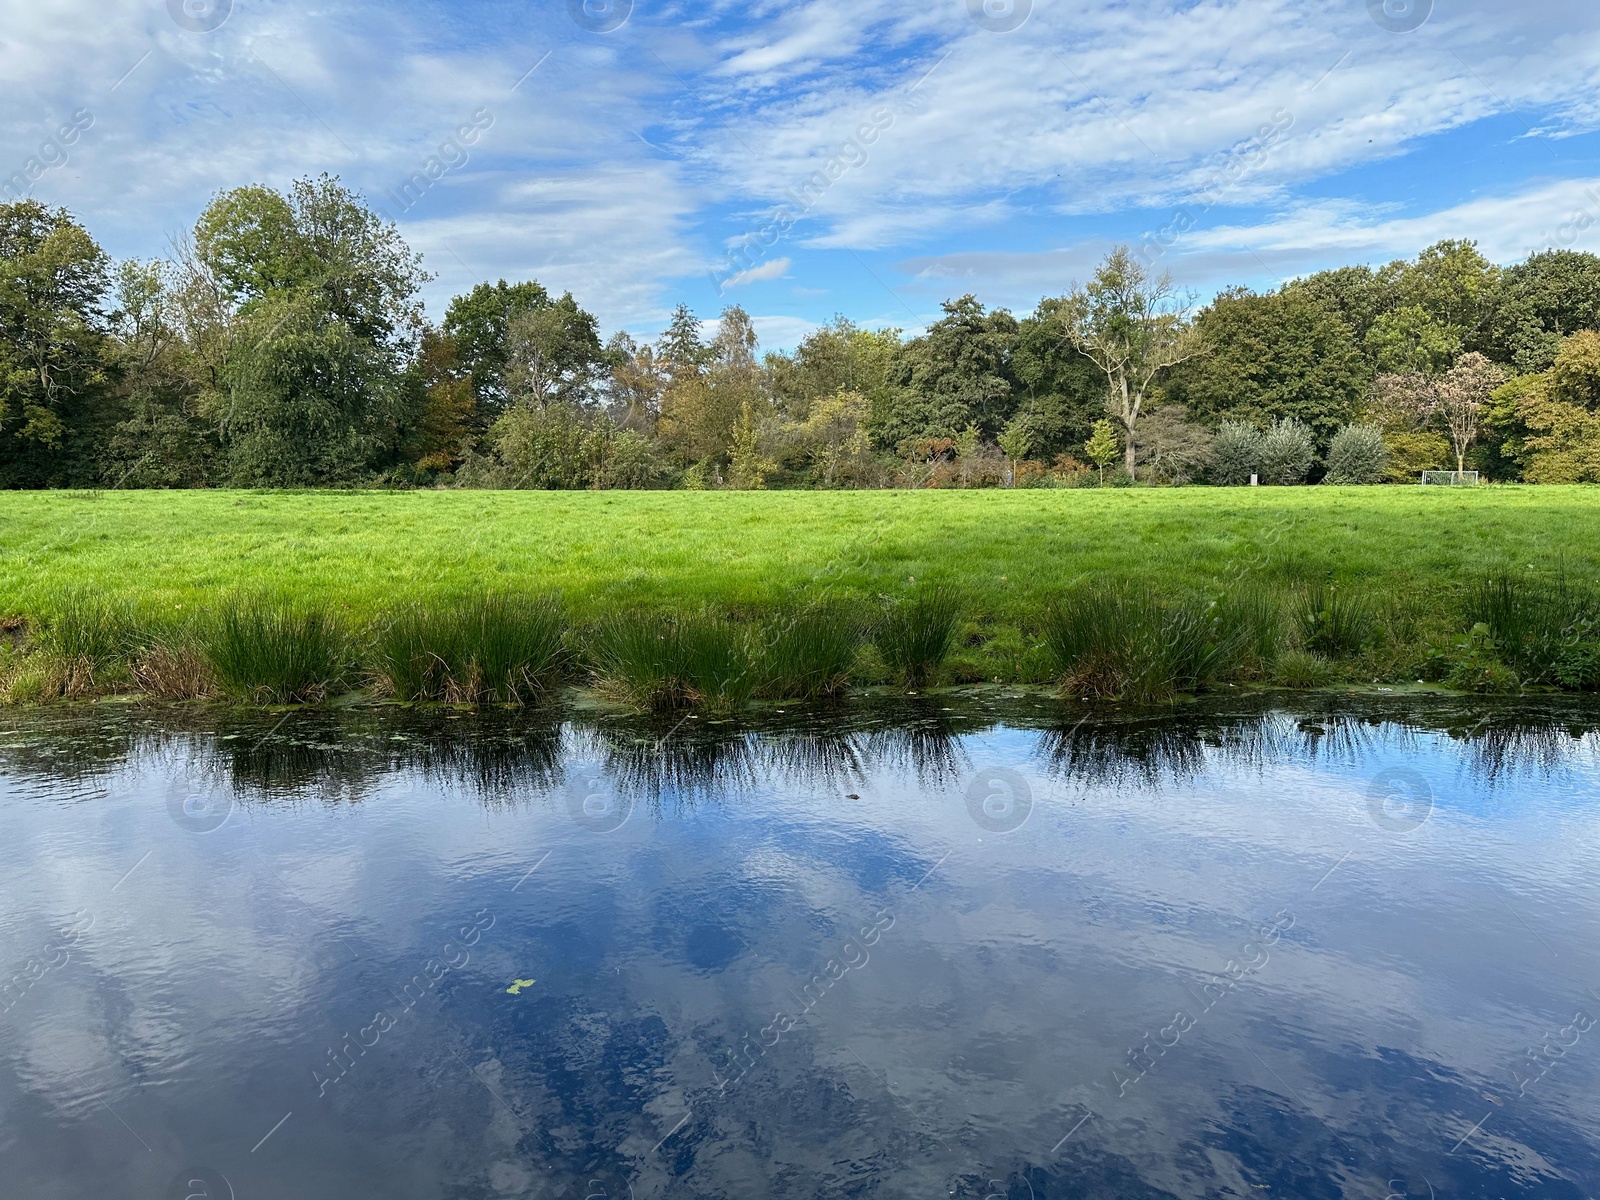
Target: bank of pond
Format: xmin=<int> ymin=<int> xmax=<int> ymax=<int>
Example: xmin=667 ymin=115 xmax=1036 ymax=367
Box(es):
xmin=4 ymin=571 xmax=1598 ymax=709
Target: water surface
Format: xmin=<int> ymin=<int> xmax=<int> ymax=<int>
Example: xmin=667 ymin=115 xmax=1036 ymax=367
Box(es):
xmin=1 ymin=694 xmax=1598 ymax=1199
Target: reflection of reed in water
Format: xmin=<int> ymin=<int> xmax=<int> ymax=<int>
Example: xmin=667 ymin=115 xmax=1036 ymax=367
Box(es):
xmin=1036 ymin=709 xmax=1215 ymax=788
xmin=205 ymin=708 xmax=566 ymax=806
xmin=758 ymin=729 xmax=868 ymax=792
xmin=1 ymin=696 xmax=1598 ymax=806
xmin=207 ymin=709 xmax=382 ymax=804
xmin=1460 ymin=717 xmax=1598 ymax=784
xmin=387 ymin=710 xmax=564 ymax=807
xmin=861 ymin=698 xmax=972 ymax=791
xmin=1036 ymin=705 xmax=1419 ymax=788
xmin=583 ymin=718 xmax=760 ymax=802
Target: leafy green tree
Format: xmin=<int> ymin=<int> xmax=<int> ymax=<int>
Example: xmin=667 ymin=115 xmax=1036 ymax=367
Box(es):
xmin=194 ymin=177 xmax=429 ymax=484
xmin=440 ymin=279 xmax=552 ymax=413
xmin=1084 ymin=418 xmax=1120 ymax=483
xmin=505 ymin=292 xmax=609 ymax=410
xmin=658 ymin=306 xmax=767 ymax=473
xmin=1396 ymin=239 xmax=1500 ymax=336
xmin=871 ymin=295 xmax=1018 ymax=453
xmin=1011 ymin=297 xmax=1110 ymax=460
xmin=219 ymin=291 xmax=411 ymax=485
xmin=1364 ymin=304 xmax=1462 ymax=375
xmin=1484 ymin=251 xmax=1600 ymax=373
xmin=0 ymin=200 xmax=110 ymax=486
xmin=102 ymin=259 xmax=216 ymax=486
xmin=1178 ymin=287 xmax=1368 ymax=446
xmin=727 ymin=400 xmax=775 ymax=489
xmin=196 ymin=175 xmax=427 ymax=353
xmin=1283 ymin=265 xmax=1397 ymax=346
xmin=1059 ymin=249 xmax=1201 ymax=479
xmin=766 ymin=317 xmax=902 ymax=426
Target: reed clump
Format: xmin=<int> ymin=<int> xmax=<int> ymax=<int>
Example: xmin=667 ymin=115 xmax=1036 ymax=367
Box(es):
xmin=16 ymin=589 xmax=149 ymax=699
xmin=874 ymin=586 xmax=961 ymax=688
xmin=1464 ymin=571 xmax=1599 ymax=688
xmin=755 ymin=604 xmax=862 ymax=700
xmin=1295 ymin=583 xmax=1376 ymax=658
xmin=1042 ymin=583 xmax=1250 ymax=703
xmin=202 ymin=598 xmax=354 ymax=704
xmin=588 ymin=610 xmax=755 ymax=711
xmin=373 ymin=594 xmax=566 ymax=703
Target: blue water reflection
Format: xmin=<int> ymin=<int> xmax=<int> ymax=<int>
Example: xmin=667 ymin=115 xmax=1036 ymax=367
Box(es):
xmin=0 ymin=695 xmax=1597 ymax=1198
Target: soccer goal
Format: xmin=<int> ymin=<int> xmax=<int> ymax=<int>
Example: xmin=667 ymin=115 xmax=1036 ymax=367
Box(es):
xmin=1421 ymin=470 xmax=1480 ymax=486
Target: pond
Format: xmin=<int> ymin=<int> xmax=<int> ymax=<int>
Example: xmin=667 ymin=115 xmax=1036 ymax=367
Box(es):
xmin=1 ymin=694 xmax=1597 ymax=1199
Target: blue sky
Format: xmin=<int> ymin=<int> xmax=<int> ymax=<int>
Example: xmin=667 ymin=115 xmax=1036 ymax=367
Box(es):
xmin=3 ymin=0 xmax=1599 ymax=350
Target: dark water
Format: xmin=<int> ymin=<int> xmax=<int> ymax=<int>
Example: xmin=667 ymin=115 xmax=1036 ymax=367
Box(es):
xmin=2 ymin=693 xmax=1599 ymax=1200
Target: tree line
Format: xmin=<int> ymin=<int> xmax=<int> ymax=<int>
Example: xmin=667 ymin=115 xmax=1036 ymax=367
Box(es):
xmin=4 ymin=175 xmax=1600 ymax=491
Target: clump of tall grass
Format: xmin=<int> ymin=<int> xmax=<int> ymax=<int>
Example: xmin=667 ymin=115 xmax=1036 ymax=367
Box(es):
xmin=34 ymin=589 xmax=139 ymax=665
xmin=755 ymin=604 xmax=862 ymax=700
xmin=1294 ymin=584 xmax=1375 ymax=658
xmin=1212 ymin=586 xmax=1284 ymax=675
xmin=202 ymin=598 xmax=354 ymax=704
xmin=874 ymin=586 xmax=961 ymax=688
xmin=1041 ymin=583 xmax=1248 ymax=703
xmin=22 ymin=589 xmax=150 ymax=698
xmin=373 ymin=594 xmax=566 ymax=704
xmin=1464 ymin=570 xmax=1598 ymax=687
xmin=589 ymin=610 xmax=754 ymax=711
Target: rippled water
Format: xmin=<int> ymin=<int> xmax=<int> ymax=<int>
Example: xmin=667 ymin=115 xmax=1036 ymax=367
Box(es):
xmin=1 ymin=694 xmax=1598 ymax=1199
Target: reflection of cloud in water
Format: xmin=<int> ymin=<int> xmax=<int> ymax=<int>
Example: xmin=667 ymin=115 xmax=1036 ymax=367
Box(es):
xmin=1 ymin=694 xmax=1599 ymax=1195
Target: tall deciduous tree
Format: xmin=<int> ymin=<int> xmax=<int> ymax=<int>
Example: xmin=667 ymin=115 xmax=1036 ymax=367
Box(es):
xmin=194 ymin=176 xmax=430 ymax=484
xmin=872 ymin=295 xmax=1018 ymax=453
xmin=1435 ymin=352 xmax=1507 ymax=473
xmin=0 ymin=200 xmax=110 ymax=486
xmin=1059 ymin=248 xmax=1201 ymax=478
xmin=1177 ymin=287 xmax=1368 ymax=446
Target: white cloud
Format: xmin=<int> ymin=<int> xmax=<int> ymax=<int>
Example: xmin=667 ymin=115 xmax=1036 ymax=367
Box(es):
xmin=722 ymin=255 xmax=792 ymax=287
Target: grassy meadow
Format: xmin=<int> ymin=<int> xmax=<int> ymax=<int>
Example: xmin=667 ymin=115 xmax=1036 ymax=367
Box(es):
xmin=2 ymin=486 xmax=1598 ymax=703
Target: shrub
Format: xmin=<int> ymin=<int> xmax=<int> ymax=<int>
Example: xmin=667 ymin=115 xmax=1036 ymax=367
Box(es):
xmin=1210 ymin=422 xmax=1264 ymax=485
xmin=1260 ymin=418 xmax=1316 ymax=485
xmin=374 ymin=594 xmax=566 ymax=703
xmin=1295 ymin=584 xmax=1376 ymax=657
xmin=755 ymin=605 xmax=862 ymax=700
xmin=874 ymin=586 xmax=961 ymax=688
xmin=589 ymin=610 xmax=754 ymax=711
xmin=1041 ymin=583 xmax=1248 ymax=703
xmin=203 ymin=599 xmax=354 ymax=703
xmin=1323 ymin=424 xmax=1388 ymax=484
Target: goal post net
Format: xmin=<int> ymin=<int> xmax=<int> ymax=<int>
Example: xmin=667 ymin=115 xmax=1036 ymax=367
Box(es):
xmin=1420 ymin=470 xmax=1479 ymax=485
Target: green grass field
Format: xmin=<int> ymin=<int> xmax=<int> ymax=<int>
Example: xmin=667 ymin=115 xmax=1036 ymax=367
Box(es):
xmin=5 ymin=486 xmax=1597 ymax=617
xmin=3 ymin=486 xmax=1597 ymax=698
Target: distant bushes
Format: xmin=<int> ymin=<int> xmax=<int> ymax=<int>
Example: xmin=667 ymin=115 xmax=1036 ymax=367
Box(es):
xmin=1324 ymin=424 xmax=1388 ymax=484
